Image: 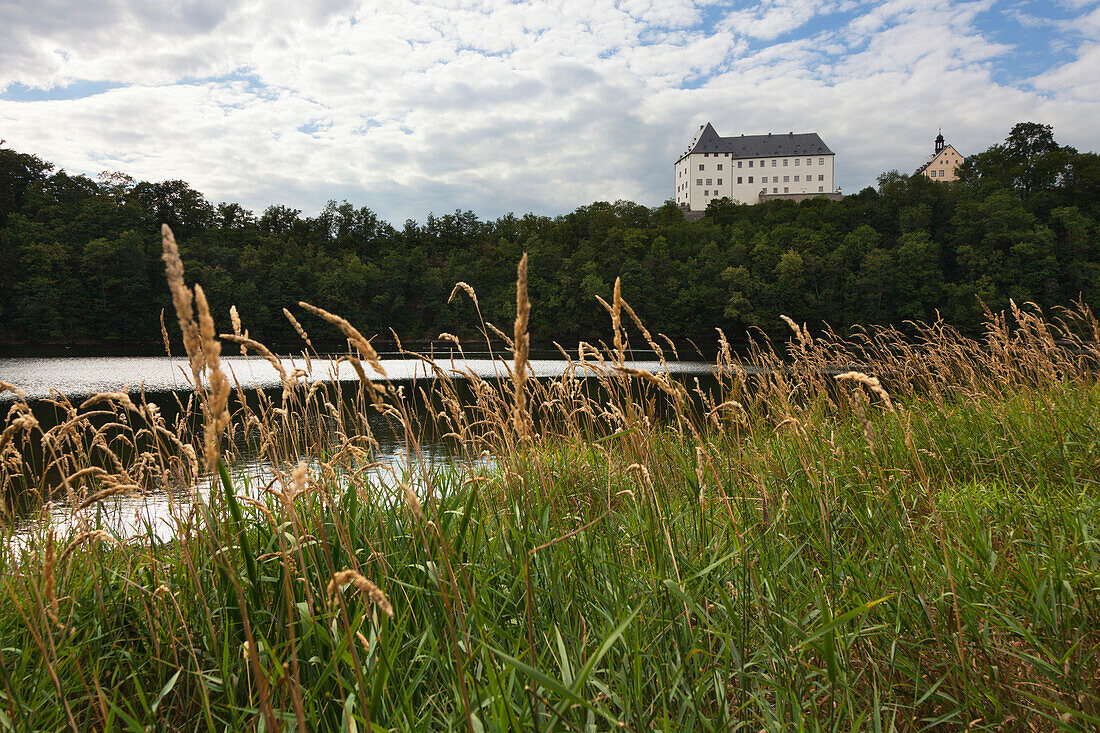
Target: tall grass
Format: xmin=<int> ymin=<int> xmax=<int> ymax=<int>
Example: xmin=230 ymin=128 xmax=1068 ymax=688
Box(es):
xmin=0 ymin=226 xmax=1098 ymax=730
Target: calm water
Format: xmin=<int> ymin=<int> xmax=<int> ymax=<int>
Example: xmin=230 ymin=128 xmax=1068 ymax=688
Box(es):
xmin=0 ymin=352 xmax=711 ymax=401
xmin=1 ymin=352 xmax=713 ymax=551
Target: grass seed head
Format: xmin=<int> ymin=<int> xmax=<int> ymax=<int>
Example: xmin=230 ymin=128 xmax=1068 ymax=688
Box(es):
xmin=835 ymin=371 xmax=894 ymax=411
xmin=328 ymin=569 xmax=394 ymax=618
xmin=448 ymin=281 xmax=479 ymax=309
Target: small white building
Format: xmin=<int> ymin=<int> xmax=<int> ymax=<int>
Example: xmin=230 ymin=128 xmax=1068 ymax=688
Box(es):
xmin=674 ymin=123 xmax=837 ymax=210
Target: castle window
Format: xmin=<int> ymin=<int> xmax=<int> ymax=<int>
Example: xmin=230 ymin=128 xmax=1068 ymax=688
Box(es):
xmin=748 ymin=176 xmax=753 ymax=183
xmin=819 ymin=158 xmax=824 ymax=165
xmin=771 ymin=160 xmax=777 ymax=167
xmin=737 ymin=177 xmax=743 ymax=184
xmin=717 ymin=164 xmax=723 ymax=171
xmin=762 ymin=176 xmax=768 ymax=183
xmin=696 ymin=179 xmax=702 ymax=185
xmin=783 ymin=159 xmax=788 ymax=166
xmin=773 ymin=188 xmax=778 ymax=193
xmin=706 ymin=179 xmax=712 ymax=185
xmin=818 ymin=175 xmax=824 ymax=181
xmin=795 ymin=158 xmax=800 ymax=166
xmin=737 ymin=161 xmax=743 ymax=168
xmin=807 ymin=158 xmax=812 ymax=165
xmin=783 ymin=176 xmax=789 ymax=182
xmin=784 ymin=187 xmax=789 ymax=193
xmin=819 ymin=186 xmax=824 ymax=192
xmin=749 ymin=161 xmax=754 ymax=167
xmin=699 ymin=164 xmax=704 ymax=171
xmin=717 ymin=179 xmax=723 ymax=185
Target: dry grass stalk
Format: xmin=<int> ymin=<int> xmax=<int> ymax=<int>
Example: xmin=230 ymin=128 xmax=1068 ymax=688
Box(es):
xmin=159 ymin=308 xmax=171 ymax=357
xmin=327 ymin=569 xmax=394 ymax=618
xmin=299 ymin=301 xmax=386 ymax=378
xmin=43 ymin=532 xmax=60 ymax=627
xmin=779 ymin=314 xmax=802 ymax=340
xmin=61 ymin=466 xmax=111 ymax=487
xmin=230 ymin=305 xmax=248 ymax=355
xmin=513 ymin=253 xmax=531 ymax=440
xmin=835 ymin=371 xmax=895 ymax=412
xmin=401 ymin=482 xmax=423 ymax=521
xmin=161 ymin=225 xmax=203 ymax=386
xmin=621 ymin=298 xmax=664 ymax=364
xmin=77 ymin=483 xmax=140 ymax=510
xmin=56 ymin=530 xmax=119 ymax=569
xmin=283 ymin=307 xmax=313 ymax=349
xmin=79 ymin=393 xmax=136 ymax=412
xmin=1 ymin=381 xmax=25 ymax=398
xmin=337 ymin=356 xmax=385 ymax=409
xmin=448 ymin=281 xmax=479 ymax=309
xmin=615 ymin=366 xmax=683 ymax=403
xmin=220 ymin=334 xmax=293 ymax=394
xmin=195 ymin=285 xmax=231 ymax=466
xmin=626 ymin=463 xmax=651 ymax=486
xmin=485 ymin=321 xmax=514 ymax=349
xmin=695 ymin=445 xmax=706 ymax=505
xmin=706 ymin=400 xmax=743 ymax=424
xmin=291 ymin=461 xmax=307 ymax=495
xmin=612 ymin=277 xmax=625 ymax=363
xmin=0 ymin=409 xmax=38 ymax=456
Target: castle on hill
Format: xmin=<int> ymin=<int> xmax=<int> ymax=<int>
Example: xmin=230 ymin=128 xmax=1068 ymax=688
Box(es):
xmin=674 ymin=123 xmax=838 ymax=211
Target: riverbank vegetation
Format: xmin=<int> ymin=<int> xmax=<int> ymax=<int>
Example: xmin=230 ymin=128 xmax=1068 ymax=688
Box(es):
xmin=1 ymin=121 xmax=1098 ymax=348
xmin=1 ymin=230 xmax=1099 ymax=729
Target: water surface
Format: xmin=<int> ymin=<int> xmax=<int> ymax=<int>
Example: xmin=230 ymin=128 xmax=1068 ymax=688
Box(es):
xmin=1 ymin=352 xmax=713 ymax=552
xmin=0 ymin=352 xmax=713 ymax=402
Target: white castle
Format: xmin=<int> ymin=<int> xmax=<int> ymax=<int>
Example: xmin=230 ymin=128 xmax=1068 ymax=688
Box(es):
xmin=675 ymin=123 xmax=837 ymax=210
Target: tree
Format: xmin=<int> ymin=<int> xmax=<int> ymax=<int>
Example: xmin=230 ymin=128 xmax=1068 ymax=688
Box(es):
xmin=959 ymin=122 xmax=1075 ymax=200
xmin=0 ymin=147 xmax=52 ymax=226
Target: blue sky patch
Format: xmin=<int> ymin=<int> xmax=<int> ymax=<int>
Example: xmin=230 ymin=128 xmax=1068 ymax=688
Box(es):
xmin=0 ymin=80 xmax=126 ymax=102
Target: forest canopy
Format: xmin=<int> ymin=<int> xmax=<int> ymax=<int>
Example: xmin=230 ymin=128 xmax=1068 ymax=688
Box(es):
xmin=1 ymin=122 xmax=1097 ymax=350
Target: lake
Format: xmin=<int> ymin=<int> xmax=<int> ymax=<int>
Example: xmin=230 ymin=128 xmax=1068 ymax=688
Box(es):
xmin=0 ymin=351 xmax=716 ymax=401
xmin=0 ymin=351 xmax=716 ymax=551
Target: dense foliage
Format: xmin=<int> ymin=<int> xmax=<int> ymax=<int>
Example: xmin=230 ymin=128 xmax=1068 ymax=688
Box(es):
xmin=1 ymin=122 xmax=1097 ymax=347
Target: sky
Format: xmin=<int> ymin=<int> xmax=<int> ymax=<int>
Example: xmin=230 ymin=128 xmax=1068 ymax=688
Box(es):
xmin=1 ymin=0 xmax=1099 ymax=224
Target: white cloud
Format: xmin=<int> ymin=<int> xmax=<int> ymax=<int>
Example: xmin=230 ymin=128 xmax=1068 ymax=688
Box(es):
xmin=1 ymin=0 xmax=1099 ymax=222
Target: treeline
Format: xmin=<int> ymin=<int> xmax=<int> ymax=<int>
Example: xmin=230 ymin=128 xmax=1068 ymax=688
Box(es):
xmin=1 ymin=122 xmax=1098 ymax=350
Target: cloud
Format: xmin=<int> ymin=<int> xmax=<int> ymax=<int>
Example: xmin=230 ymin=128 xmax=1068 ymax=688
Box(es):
xmin=1 ymin=0 xmax=1098 ymax=223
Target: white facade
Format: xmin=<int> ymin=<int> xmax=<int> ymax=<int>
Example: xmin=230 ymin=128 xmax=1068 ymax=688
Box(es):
xmin=674 ymin=124 xmax=837 ymax=210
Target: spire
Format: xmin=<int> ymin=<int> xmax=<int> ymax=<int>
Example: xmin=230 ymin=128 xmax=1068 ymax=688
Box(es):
xmin=935 ymin=128 xmax=945 ymax=154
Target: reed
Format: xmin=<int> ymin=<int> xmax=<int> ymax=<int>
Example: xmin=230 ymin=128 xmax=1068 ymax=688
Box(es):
xmin=0 ymin=230 xmax=1099 ymax=730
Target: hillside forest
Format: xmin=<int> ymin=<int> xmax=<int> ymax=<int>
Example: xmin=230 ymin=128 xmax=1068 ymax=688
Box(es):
xmin=1 ymin=122 xmax=1097 ymax=350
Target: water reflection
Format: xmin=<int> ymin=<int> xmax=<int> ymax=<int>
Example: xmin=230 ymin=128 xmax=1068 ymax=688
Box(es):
xmin=6 ymin=442 xmax=473 ymax=556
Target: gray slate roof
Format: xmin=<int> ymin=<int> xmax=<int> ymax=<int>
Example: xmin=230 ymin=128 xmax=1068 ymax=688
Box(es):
xmin=681 ymin=122 xmax=833 ymax=160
